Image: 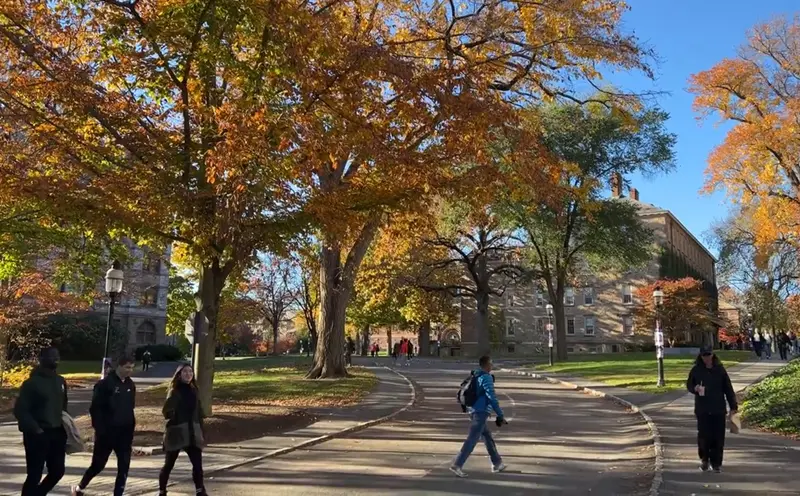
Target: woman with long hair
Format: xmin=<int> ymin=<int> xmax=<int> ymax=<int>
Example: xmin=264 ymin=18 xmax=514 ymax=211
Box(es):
xmin=158 ymin=364 xmax=207 ymax=495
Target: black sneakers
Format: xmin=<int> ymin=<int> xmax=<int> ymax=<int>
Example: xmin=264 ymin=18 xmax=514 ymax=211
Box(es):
xmin=700 ymin=459 xmax=710 ymax=472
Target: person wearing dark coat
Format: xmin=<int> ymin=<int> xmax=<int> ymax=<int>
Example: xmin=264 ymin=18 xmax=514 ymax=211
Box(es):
xmin=686 ymin=346 xmax=738 ymax=473
xmin=72 ymin=355 xmax=136 ymax=496
xmin=158 ymin=364 xmax=207 ymax=496
xmin=14 ymin=347 xmax=69 ymax=496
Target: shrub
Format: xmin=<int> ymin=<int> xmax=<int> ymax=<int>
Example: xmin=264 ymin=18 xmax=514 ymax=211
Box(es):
xmin=43 ymin=314 xmax=128 ymax=361
xmin=1 ymin=364 xmax=33 ymax=388
xmin=134 ymin=344 xmax=183 ymax=362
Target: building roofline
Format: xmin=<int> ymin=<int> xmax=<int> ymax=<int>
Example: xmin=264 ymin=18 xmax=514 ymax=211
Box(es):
xmin=630 ymin=200 xmax=718 ymax=264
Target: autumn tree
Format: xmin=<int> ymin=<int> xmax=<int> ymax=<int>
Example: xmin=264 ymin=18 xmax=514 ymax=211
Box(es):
xmin=497 ymin=102 xmax=674 ymax=360
xmin=634 ymin=278 xmax=715 ymax=347
xmin=691 ymin=16 xmax=800 ymax=246
xmin=248 ymin=258 xmax=296 ymax=356
xmin=0 ymin=0 xmax=656 ymax=391
xmin=292 ymin=245 xmax=320 ymax=357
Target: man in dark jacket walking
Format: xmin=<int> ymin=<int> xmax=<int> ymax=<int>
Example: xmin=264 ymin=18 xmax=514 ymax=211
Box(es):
xmin=14 ymin=347 xmax=69 ymax=496
xmin=72 ymin=355 xmax=136 ymax=496
xmin=686 ymin=346 xmax=738 ymax=473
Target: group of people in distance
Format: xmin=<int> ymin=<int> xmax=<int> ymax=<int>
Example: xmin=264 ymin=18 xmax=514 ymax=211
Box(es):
xmin=392 ymin=338 xmax=414 ymax=365
xmin=14 ymin=347 xmax=207 ymax=496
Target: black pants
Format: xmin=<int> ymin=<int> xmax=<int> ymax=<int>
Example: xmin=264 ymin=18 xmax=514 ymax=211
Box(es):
xmin=697 ymin=413 xmax=727 ymax=468
xmin=779 ymin=345 xmax=788 ymax=360
xmin=159 ymin=446 xmax=204 ymax=492
xmin=79 ymin=427 xmax=134 ymax=496
xmin=143 ymin=361 xmax=151 ymax=371
xmin=22 ymin=427 xmax=67 ymax=496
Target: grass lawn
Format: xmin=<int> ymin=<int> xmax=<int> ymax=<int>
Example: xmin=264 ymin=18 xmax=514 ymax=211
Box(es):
xmin=528 ymin=351 xmax=752 ymax=394
xmin=59 ymin=360 xmax=102 ymax=382
xmin=741 ymin=359 xmax=800 ymax=438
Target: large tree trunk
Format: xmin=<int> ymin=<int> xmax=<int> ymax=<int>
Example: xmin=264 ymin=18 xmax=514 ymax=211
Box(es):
xmin=194 ymin=262 xmax=227 ymax=417
xmin=360 ymin=324 xmax=370 ymax=355
xmin=417 ymin=320 xmax=431 ymax=357
xmin=306 ymin=245 xmax=349 ymax=379
xmin=553 ymin=299 xmax=568 ymax=361
xmin=475 ymin=291 xmax=491 ymax=357
xmin=272 ymin=321 xmax=279 ymax=356
xmin=387 ymin=327 xmax=392 ymax=354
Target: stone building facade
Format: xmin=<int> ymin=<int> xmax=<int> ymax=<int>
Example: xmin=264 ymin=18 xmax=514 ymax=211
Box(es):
xmin=88 ymin=242 xmax=171 ymax=351
xmin=460 ymin=187 xmax=718 ymax=356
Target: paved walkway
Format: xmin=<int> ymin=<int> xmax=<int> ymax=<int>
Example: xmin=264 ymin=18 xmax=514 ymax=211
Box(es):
xmin=167 ymin=359 xmax=654 ymax=496
xmin=512 ymin=357 xmax=799 ymax=495
xmin=0 ymin=365 xmax=412 ymax=496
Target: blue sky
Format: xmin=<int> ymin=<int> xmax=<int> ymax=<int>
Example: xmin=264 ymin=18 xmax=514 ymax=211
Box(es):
xmin=607 ymin=0 xmax=798 ymax=255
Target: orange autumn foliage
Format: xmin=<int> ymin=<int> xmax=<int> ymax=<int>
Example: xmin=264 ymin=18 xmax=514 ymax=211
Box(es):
xmin=691 ymin=16 xmax=800 ymax=246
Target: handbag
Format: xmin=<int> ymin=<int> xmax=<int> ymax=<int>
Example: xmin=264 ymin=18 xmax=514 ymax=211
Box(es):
xmin=62 ymin=411 xmax=85 ymax=454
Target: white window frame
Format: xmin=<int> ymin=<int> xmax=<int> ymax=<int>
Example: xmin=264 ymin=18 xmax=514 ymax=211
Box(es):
xmin=564 ymin=287 xmax=575 ymax=306
xmin=505 ymin=317 xmax=516 ymax=337
xmin=566 ymin=317 xmax=576 ymax=335
xmin=623 ymin=284 xmax=633 ymax=305
xmin=623 ymin=315 xmax=634 ymax=335
xmin=505 ymin=289 xmax=514 ymax=308
xmin=584 ymin=316 xmax=596 ymax=336
xmin=584 ymin=287 xmax=594 ymax=305
xmin=535 ymin=290 xmax=544 ymax=307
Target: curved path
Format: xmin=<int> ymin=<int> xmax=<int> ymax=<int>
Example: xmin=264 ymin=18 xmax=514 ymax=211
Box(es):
xmin=167 ymin=359 xmax=655 ymax=495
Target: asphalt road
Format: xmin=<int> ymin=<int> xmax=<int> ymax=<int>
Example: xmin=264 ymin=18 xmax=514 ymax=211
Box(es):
xmin=166 ymin=360 xmax=655 ymax=496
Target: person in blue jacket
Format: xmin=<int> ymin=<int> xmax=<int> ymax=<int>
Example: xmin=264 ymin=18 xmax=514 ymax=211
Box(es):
xmin=450 ymin=355 xmax=506 ymax=477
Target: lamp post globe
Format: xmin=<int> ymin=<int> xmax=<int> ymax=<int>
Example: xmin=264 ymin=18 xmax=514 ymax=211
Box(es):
xmin=102 ymin=260 xmax=124 ymax=379
xmin=652 ymin=286 xmax=665 ymax=387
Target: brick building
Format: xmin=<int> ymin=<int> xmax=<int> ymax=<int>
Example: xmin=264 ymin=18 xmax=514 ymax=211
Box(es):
xmin=460 ymin=184 xmax=718 ymax=356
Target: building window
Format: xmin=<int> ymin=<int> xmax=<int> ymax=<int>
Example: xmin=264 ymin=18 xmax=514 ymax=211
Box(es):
xmin=566 ymin=317 xmax=575 ymax=335
xmin=536 ymin=318 xmax=545 ymax=334
xmin=584 ymin=316 xmax=595 ymax=336
xmin=587 ymin=345 xmax=598 ymax=353
xmin=564 ymin=287 xmax=575 ymax=306
xmin=622 ymin=284 xmax=633 ymax=305
xmin=507 ymin=343 xmax=516 ymax=353
xmin=143 ymin=253 xmax=161 ymax=273
xmin=612 ymin=344 xmax=620 ymax=353
xmin=140 ymin=287 xmax=159 ymax=307
xmin=535 ymin=290 xmax=544 ymax=307
xmin=505 ymin=290 xmax=513 ymax=308
xmin=567 ymin=346 xmax=575 ymax=353
xmin=623 ymin=316 xmax=634 ymax=335
xmin=505 ymin=318 xmax=516 ymax=337
xmin=584 ymin=287 xmax=594 ymax=305
xmin=136 ymin=321 xmax=157 ymax=345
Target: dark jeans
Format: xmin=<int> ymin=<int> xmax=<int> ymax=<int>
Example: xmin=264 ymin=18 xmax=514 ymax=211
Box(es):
xmin=454 ymin=412 xmax=502 ymax=468
xmin=697 ymin=413 xmax=727 ymax=468
xmin=159 ymin=446 xmax=204 ymax=492
xmin=79 ymin=427 xmax=134 ymax=496
xmin=143 ymin=361 xmax=151 ymax=371
xmin=779 ymin=345 xmax=788 ymax=360
xmin=22 ymin=427 xmax=67 ymax=496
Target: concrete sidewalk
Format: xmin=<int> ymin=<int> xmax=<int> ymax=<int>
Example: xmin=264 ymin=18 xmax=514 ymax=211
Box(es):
xmin=0 ymin=366 xmax=413 ymax=496
xmin=513 ymin=358 xmax=800 ymax=495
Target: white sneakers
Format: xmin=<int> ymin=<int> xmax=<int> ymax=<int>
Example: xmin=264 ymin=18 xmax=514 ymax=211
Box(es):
xmin=449 ymin=463 xmax=507 ymax=477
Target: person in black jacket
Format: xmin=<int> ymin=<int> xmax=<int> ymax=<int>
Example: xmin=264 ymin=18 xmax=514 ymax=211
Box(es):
xmin=686 ymin=346 xmax=738 ymax=473
xmin=14 ymin=347 xmax=68 ymax=496
xmin=72 ymin=355 xmax=136 ymax=496
xmin=158 ymin=364 xmax=207 ymax=496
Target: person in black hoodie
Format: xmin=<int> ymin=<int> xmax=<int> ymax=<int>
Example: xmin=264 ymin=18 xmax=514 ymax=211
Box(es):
xmin=14 ymin=347 xmax=68 ymax=496
xmin=158 ymin=364 xmax=207 ymax=496
xmin=686 ymin=346 xmax=738 ymax=473
xmin=72 ymin=355 xmax=136 ymax=496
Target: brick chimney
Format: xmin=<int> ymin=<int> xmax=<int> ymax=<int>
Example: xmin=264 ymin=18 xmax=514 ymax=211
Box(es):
xmin=630 ymin=187 xmax=639 ymax=201
xmin=610 ymin=172 xmax=623 ymax=198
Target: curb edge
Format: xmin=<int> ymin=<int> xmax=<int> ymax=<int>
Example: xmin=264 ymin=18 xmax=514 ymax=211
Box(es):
xmin=500 ymin=368 xmax=663 ymax=496
xmin=130 ymin=365 xmax=419 ymax=495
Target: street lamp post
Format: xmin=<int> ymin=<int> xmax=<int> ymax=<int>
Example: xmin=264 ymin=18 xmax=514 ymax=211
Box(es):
xmin=103 ymin=260 xmax=124 ymax=379
xmin=546 ymin=303 xmax=554 ymax=366
xmin=653 ymin=287 xmax=665 ymax=387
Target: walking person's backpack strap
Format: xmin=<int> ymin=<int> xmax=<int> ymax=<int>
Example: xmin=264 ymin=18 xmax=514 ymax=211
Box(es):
xmin=456 ymin=371 xmax=479 ymax=412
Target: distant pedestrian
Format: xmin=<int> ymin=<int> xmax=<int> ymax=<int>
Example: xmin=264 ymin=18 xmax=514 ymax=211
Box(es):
xmin=779 ymin=332 xmax=790 ymax=360
xmin=159 ymin=364 xmax=207 ymax=496
xmin=754 ymin=332 xmax=764 ymax=359
xmin=450 ymin=355 xmax=506 ymax=477
xmin=400 ymin=339 xmax=409 ymax=366
xmin=72 ymin=355 xmax=136 ymax=496
xmin=392 ymin=342 xmax=400 ymax=364
xmin=791 ymin=331 xmax=798 ymax=356
xmin=764 ymin=333 xmax=773 ymax=359
xmin=345 ymin=337 xmax=355 ymax=366
xmin=407 ymin=341 xmax=414 ymax=361
xmin=14 ymin=347 xmax=68 ymax=496
xmin=686 ymin=346 xmax=737 ymax=473
xmin=142 ymin=350 xmax=152 ymax=371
